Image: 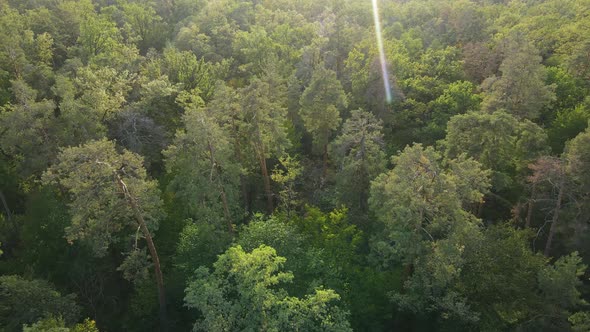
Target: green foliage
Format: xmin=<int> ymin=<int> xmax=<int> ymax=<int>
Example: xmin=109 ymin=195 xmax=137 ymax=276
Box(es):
xmin=155 ymin=47 xmax=225 ymax=101
xmin=271 ymin=155 xmax=303 ymax=213
xmin=0 ymin=275 xmax=80 ymax=331
xmin=548 ymin=103 xmax=590 ymax=154
xmin=164 ymin=92 xmax=242 ymax=229
xmin=539 ymin=252 xmax=587 ymax=310
xmin=331 ymin=109 xmax=386 ymax=213
xmin=237 ymin=214 xmax=310 ymax=295
xmin=42 ymin=139 xmax=164 ymax=256
xmin=174 ymin=221 xmax=232 ymax=278
xmin=370 ymin=144 xmax=489 ymax=263
xmin=570 ymin=312 xmax=590 ymax=332
xmin=0 ymin=80 xmax=57 ymax=179
xmin=481 ymin=34 xmax=555 ymax=120
xmin=23 ymin=317 xmax=99 ymax=332
xmin=119 ymin=1 xmax=168 ymax=53
xmin=240 ymin=72 xmax=291 ymax=159
xmin=185 ymin=245 xmax=352 ymax=331
xmin=565 ymin=124 xmax=590 ymax=192
xmin=445 ymin=111 xmax=548 ymax=187
xmin=299 ymin=66 xmax=347 ymax=154
xmin=1 ymin=0 xmax=590 ymax=331
xmin=459 ymin=225 xmax=548 ymax=329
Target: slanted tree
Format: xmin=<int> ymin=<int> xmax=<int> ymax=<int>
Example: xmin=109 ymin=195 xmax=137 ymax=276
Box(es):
xmin=42 ymin=139 xmax=168 ymax=330
xmin=299 ymin=66 xmax=347 ymax=176
xmin=184 ymin=245 xmax=352 ymax=332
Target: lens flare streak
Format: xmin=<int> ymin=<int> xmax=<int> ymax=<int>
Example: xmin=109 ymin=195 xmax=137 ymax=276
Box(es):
xmin=371 ymin=0 xmax=392 ymax=103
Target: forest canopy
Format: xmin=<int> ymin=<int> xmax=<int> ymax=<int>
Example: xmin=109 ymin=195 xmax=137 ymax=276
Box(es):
xmin=0 ymin=0 xmax=590 ymax=331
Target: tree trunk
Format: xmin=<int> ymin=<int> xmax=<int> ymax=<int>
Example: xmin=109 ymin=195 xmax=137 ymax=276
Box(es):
xmin=0 ymin=190 xmax=17 ymax=234
xmin=258 ymin=153 xmax=274 ymax=214
xmin=544 ymin=182 xmax=564 ymax=257
xmin=115 ymin=176 xmax=168 ymax=331
xmin=525 ymin=182 xmax=536 ymax=228
xmin=322 ymin=143 xmax=328 ymax=178
xmin=233 ymin=136 xmax=250 ymax=214
xmin=219 ymin=188 xmax=234 ymax=234
xmin=207 ymin=140 xmax=234 ymax=234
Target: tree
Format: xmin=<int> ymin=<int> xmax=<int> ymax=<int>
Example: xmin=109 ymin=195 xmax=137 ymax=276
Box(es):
xmin=42 ymin=139 xmax=168 ymax=330
xmin=233 ymin=25 xmax=277 ymax=77
xmin=444 ymin=111 xmax=548 ymax=189
xmin=119 ymin=1 xmax=168 ymax=54
xmin=370 ymin=144 xmax=490 ymax=262
xmin=460 ymin=225 xmax=587 ymax=331
xmin=331 ymin=109 xmax=386 ymax=214
xmin=0 ymin=275 xmax=80 ymax=331
xmin=425 ymin=80 xmax=482 ymax=142
xmin=527 ymin=156 xmax=567 ymax=256
xmin=548 ymin=102 xmax=590 ymax=154
xmin=174 ymin=221 xmax=232 ymax=279
xmin=459 ymin=224 xmax=547 ymax=330
xmin=559 ymin=126 xmax=590 ymax=256
xmin=565 ymin=125 xmax=590 ymax=193
xmin=184 ymin=245 xmax=352 ymax=332
xmin=481 ymin=34 xmax=555 ymax=120
xmin=369 ymin=144 xmax=490 ymax=323
xmin=270 ymin=155 xmax=303 ymax=214
xmin=299 ymin=66 xmax=347 ymax=175
xmin=75 ymin=10 xmax=139 ymax=68
xmin=70 ymin=65 xmax=134 ymax=123
xmin=164 ymin=91 xmax=242 ymax=234
xmin=0 ymin=80 xmax=59 ymax=178
xmin=239 ymin=73 xmax=290 ymax=213
xmin=236 ymin=214 xmax=311 ymax=296
xmin=157 ymin=47 xmax=224 ymax=101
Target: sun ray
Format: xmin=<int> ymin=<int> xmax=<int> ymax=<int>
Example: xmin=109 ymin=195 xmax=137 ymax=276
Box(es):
xmin=371 ymin=0 xmax=392 ymax=104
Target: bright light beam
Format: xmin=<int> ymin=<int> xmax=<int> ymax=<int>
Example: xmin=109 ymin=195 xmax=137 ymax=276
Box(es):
xmin=371 ymin=0 xmax=392 ymax=104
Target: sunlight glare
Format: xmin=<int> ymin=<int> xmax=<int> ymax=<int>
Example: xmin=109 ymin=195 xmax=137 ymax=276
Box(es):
xmin=371 ymin=0 xmax=392 ymax=104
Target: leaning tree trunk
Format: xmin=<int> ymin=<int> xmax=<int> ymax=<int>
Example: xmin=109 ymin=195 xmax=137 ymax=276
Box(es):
xmin=544 ymin=182 xmax=564 ymax=257
xmin=115 ymin=175 xmax=168 ymax=331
